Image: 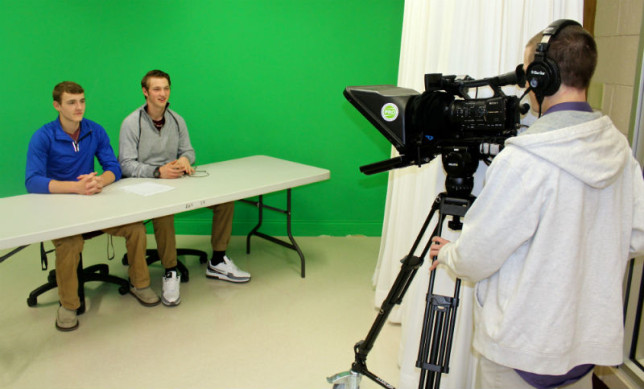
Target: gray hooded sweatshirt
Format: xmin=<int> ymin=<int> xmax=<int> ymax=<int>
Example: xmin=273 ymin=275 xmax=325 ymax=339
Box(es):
xmin=437 ymin=110 xmax=644 ymax=374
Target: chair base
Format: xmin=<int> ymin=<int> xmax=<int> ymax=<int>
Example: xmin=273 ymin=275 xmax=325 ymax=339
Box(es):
xmin=27 ymin=258 xmax=129 ymax=315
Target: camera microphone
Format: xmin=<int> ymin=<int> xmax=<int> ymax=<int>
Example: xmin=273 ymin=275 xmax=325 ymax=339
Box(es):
xmin=458 ymin=64 xmax=526 ymax=89
xmin=491 ymin=64 xmax=526 ymax=87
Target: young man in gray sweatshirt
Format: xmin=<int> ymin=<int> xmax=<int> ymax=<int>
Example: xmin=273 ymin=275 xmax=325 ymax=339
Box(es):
xmin=119 ymin=70 xmax=251 ymax=307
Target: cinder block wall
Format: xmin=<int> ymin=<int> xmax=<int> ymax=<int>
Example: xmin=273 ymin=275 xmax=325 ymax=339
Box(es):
xmin=592 ymin=0 xmax=643 ymax=138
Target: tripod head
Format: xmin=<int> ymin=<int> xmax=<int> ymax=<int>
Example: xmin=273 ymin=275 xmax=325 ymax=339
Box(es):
xmin=440 ymin=145 xmax=479 ymax=230
xmin=441 ymin=144 xmax=479 ymax=198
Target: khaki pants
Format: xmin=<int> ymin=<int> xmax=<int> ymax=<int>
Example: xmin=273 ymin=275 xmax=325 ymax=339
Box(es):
xmin=152 ymin=202 xmax=234 ymax=267
xmin=53 ymin=222 xmax=149 ymax=310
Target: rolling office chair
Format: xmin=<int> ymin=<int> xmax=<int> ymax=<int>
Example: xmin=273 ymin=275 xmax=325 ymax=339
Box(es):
xmin=26 ymin=231 xmax=130 ymax=314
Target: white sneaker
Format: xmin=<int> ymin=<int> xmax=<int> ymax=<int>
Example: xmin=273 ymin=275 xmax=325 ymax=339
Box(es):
xmin=206 ymin=255 xmax=251 ymax=283
xmin=162 ymin=270 xmax=181 ymax=306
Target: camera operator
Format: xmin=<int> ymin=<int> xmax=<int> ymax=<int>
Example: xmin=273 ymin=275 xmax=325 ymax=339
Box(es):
xmin=429 ymin=20 xmax=644 ymax=389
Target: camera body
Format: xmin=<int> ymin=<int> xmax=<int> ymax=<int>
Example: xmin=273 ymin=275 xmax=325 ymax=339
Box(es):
xmin=345 ymin=66 xmax=526 ymax=179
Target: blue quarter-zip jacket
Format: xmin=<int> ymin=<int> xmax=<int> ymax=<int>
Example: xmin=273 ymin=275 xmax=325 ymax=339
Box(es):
xmin=25 ymin=117 xmax=122 ymax=194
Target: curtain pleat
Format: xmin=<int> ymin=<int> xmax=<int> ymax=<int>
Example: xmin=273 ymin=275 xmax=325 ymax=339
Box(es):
xmin=372 ymin=1 xmax=584 ymax=387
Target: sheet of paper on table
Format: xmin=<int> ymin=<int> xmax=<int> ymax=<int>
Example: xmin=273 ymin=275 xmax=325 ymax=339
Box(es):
xmin=120 ymin=182 xmax=175 ymax=196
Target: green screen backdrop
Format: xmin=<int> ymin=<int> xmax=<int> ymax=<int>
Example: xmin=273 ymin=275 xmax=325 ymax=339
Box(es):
xmin=0 ymin=1 xmax=403 ymax=236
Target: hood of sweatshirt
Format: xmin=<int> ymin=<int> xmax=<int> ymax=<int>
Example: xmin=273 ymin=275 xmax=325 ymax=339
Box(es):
xmin=505 ymin=111 xmax=631 ymax=189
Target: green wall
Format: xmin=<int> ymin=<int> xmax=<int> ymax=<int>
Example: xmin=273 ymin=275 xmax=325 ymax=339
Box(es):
xmin=0 ymin=1 xmax=403 ymax=236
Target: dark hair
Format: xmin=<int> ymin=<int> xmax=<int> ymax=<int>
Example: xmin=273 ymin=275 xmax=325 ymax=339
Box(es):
xmin=141 ymin=69 xmax=171 ymax=89
xmin=526 ymin=25 xmax=597 ymax=90
xmin=53 ymin=81 xmax=84 ymax=103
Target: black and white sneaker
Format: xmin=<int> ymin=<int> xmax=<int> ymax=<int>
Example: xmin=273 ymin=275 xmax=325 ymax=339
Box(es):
xmin=206 ymin=255 xmax=251 ymax=283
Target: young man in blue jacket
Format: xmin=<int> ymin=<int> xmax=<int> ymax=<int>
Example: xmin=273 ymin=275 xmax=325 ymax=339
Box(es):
xmin=26 ymin=81 xmax=159 ymax=331
xmin=429 ymin=21 xmax=644 ymax=388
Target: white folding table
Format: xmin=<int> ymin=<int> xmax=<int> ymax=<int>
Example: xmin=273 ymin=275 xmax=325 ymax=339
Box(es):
xmin=0 ymin=155 xmax=330 ymax=277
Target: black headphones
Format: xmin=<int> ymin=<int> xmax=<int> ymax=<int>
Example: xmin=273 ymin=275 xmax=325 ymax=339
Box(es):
xmin=526 ymin=19 xmax=582 ymax=103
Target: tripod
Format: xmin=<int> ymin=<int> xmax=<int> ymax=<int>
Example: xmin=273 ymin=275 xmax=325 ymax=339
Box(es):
xmin=329 ymin=168 xmax=476 ymax=389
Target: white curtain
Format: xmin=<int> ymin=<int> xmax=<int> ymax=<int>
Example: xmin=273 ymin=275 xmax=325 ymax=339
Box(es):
xmin=372 ymin=1 xmax=583 ymax=388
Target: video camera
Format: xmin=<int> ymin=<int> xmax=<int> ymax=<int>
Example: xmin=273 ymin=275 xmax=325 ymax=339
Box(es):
xmin=345 ymin=65 xmax=528 ymax=195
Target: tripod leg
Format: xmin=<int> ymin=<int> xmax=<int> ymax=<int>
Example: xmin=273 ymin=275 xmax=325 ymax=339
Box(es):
xmin=416 ymin=194 xmax=471 ymax=389
xmin=424 ymin=278 xmax=461 ymax=389
xmin=330 ymin=196 xmax=445 ymax=388
xmin=355 ymin=199 xmax=442 ymax=360
xmin=415 ymin=210 xmax=446 ymax=377
xmin=416 ymin=215 xmax=445 ymax=388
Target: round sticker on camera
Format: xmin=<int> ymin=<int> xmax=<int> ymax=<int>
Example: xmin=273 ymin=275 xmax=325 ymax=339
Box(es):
xmin=381 ymin=103 xmax=399 ymax=122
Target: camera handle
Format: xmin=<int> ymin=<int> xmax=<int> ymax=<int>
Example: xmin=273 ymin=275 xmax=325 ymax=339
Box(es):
xmin=328 ymin=191 xmax=474 ymax=389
